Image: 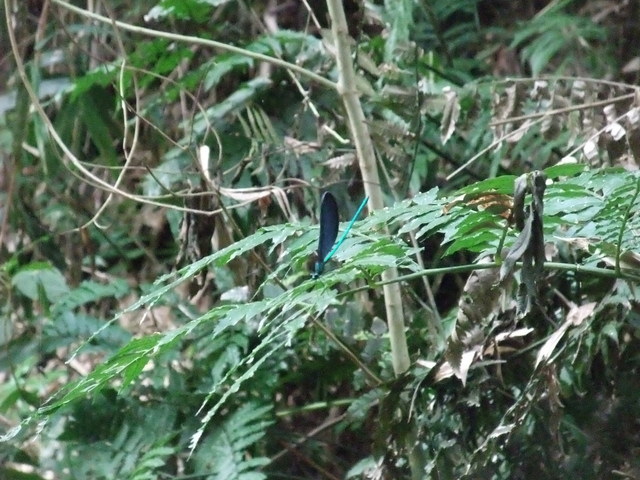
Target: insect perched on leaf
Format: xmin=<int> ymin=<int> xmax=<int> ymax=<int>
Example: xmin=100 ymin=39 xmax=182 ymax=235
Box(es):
xmin=312 ymin=192 xmax=369 ymax=279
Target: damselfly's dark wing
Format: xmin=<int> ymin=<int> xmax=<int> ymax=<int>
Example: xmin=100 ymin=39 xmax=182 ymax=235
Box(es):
xmin=315 ymin=192 xmax=339 ymax=276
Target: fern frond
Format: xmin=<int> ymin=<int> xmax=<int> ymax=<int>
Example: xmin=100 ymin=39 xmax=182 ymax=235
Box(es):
xmin=128 ymin=443 xmax=174 ymax=480
xmin=52 ymin=279 xmax=129 ymax=313
xmin=192 ymin=403 xmax=272 ymax=480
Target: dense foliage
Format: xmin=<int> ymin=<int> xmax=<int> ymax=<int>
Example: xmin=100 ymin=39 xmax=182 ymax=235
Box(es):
xmin=1 ymin=0 xmax=640 ymax=479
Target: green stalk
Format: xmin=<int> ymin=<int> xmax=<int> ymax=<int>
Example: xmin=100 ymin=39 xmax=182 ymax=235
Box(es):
xmin=325 ymin=0 xmax=410 ymax=375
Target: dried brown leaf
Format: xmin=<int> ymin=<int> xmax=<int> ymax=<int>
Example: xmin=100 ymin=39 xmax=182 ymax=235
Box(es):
xmin=440 ymin=87 xmax=460 ymax=145
xmin=536 ymin=302 xmax=596 ymax=367
xmin=284 ymin=136 xmax=321 ymax=155
xmin=626 ymin=108 xmax=640 ymax=162
xmin=567 ymin=301 xmax=597 ymax=326
xmin=535 ymin=321 xmax=570 ymax=367
xmin=446 ymin=259 xmax=502 ymax=384
xmin=494 ymin=327 xmax=534 ymax=343
xmin=322 ymin=153 xmax=357 ymax=169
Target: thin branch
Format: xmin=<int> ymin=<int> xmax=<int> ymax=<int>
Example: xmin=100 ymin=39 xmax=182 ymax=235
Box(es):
xmin=489 ymin=92 xmax=635 ymax=127
xmin=446 ymin=116 xmax=547 ymax=181
xmin=492 ymin=75 xmax=639 ymax=92
xmin=51 ymin=0 xmax=337 ymax=91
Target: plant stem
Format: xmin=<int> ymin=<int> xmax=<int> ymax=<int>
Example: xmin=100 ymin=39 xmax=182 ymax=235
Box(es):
xmin=341 ymin=260 xmax=640 ymax=297
xmin=325 ymin=0 xmax=410 ymax=375
xmin=51 ymin=0 xmax=337 ymax=91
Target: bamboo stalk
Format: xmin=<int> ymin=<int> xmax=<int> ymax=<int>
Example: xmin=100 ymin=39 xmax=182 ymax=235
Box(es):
xmin=325 ymin=0 xmax=410 ymax=375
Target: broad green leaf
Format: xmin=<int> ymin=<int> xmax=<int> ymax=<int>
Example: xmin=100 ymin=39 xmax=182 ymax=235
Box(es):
xmin=145 ymin=0 xmax=212 ymax=22
xmin=457 ymin=175 xmax=518 ymax=195
xmin=191 ymin=77 xmax=272 ymax=131
xmin=12 ymin=264 xmax=69 ymax=302
xmin=544 ymin=162 xmax=588 ymax=179
xmin=444 ymin=229 xmax=501 ymax=255
xmin=204 ymin=54 xmax=253 ymax=90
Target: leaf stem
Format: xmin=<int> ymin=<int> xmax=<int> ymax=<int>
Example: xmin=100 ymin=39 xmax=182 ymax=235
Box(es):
xmin=343 ymin=260 xmax=640 ymax=296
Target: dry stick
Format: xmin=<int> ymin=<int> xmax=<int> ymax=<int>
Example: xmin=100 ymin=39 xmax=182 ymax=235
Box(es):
xmin=562 ymin=109 xmax=635 ymax=161
xmin=325 ymin=0 xmax=410 ymax=375
xmin=270 ymin=412 xmax=347 ymax=465
xmin=277 ymin=438 xmax=343 ymax=480
xmin=311 ymin=313 xmax=383 ymax=386
xmin=446 ymin=115 xmax=547 ymax=181
xmin=494 ymin=75 xmax=639 ymax=91
xmin=449 ymin=90 xmax=636 ymax=182
xmin=489 ymin=92 xmax=635 ymax=127
xmin=89 ymin=2 xmax=143 ymax=229
xmin=5 ymin=6 xmax=224 ymax=219
xmin=250 ymin=6 xmax=346 ymax=143
xmin=31 ymin=0 xmax=337 ymax=220
xmin=51 ymin=0 xmax=336 ymax=91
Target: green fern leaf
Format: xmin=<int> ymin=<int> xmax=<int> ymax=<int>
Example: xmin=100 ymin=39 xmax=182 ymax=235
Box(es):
xmin=193 ymin=403 xmax=272 ymax=480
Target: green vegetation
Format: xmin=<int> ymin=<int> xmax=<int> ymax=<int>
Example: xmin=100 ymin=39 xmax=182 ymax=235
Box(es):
xmin=1 ymin=0 xmax=639 ymax=478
